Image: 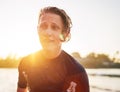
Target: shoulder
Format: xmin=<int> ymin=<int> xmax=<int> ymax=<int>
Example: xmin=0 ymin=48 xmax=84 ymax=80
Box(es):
xmin=62 ymin=51 xmax=89 ymax=92
xmin=18 ymin=50 xmax=42 ymax=70
xmin=21 ymin=50 xmax=40 ymax=62
xmin=62 ymin=51 xmax=86 ymax=73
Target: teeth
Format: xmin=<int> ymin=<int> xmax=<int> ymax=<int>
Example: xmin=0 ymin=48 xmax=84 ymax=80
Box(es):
xmin=41 ymin=37 xmax=54 ymax=42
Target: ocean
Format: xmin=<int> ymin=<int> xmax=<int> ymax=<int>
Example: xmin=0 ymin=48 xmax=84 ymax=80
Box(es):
xmin=0 ymin=68 xmax=120 ymax=92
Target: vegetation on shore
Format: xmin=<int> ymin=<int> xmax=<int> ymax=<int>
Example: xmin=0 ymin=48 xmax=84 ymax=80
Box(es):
xmin=0 ymin=55 xmax=21 ymax=68
xmin=0 ymin=51 xmax=120 ymax=68
xmin=71 ymin=52 xmax=120 ymax=68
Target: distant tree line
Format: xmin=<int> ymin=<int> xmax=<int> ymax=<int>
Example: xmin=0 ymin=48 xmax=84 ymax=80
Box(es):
xmin=0 ymin=52 xmax=120 ymax=68
xmin=71 ymin=52 xmax=120 ymax=68
xmin=0 ymin=55 xmax=21 ymax=68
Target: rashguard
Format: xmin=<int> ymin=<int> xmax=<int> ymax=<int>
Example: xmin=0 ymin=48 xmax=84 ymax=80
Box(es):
xmin=18 ymin=50 xmax=89 ymax=92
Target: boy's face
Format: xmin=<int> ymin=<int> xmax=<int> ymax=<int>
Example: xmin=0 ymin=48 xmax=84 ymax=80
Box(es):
xmin=37 ymin=13 xmax=63 ymax=52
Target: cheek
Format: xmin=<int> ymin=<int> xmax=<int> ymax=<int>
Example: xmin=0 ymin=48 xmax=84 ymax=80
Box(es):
xmin=54 ymin=33 xmax=61 ymax=41
xmin=37 ymin=30 xmax=44 ymax=37
xmin=37 ymin=32 xmax=43 ymax=42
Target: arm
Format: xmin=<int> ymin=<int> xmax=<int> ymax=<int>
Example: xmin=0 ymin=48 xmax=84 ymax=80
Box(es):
xmin=17 ymin=58 xmax=28 ymax=92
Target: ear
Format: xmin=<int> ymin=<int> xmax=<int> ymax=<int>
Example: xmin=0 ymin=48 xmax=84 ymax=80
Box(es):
xmin=37 ymin=25 xmax=40 ymax=33
xmin=65 ymin=32 xmax=71 ymax=42
xmin=59 ymin=33 xmax=65 ymax=42
xmin=59 ymin=32 xmax=71 ymax=42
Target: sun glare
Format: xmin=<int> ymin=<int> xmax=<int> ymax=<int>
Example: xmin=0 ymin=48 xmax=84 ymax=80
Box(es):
xmin=0 ymin=30 xmax=41 ymax=58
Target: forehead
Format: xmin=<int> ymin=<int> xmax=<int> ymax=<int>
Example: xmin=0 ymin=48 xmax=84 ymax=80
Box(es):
xmin=39 ymin=13 xmax=62 ymax=24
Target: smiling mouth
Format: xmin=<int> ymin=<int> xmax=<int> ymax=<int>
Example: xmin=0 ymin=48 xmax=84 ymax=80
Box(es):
xmin=42 ymin=39 xmax=54 ymax=44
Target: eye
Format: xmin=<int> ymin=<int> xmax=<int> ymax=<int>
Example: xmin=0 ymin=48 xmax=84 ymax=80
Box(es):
xmin=39 ymin=23 xmax=47 ymax=30
xmin=51 ymin=24 xmax=60 ymax=31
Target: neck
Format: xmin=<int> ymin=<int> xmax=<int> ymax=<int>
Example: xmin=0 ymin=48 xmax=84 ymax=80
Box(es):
xmin=41 ymin=49 xmax=62 ymax=60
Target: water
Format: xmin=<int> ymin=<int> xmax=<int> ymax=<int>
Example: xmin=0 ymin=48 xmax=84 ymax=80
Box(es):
xmin=0 ymin=68 xmax=120 ymax=92
xmin=0 ymin=69 xmax=18 ymax=92
xmin=86 ymin=69 xmax=120 ymax=92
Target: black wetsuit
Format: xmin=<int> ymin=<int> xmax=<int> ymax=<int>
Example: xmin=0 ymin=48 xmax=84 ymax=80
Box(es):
xmin=18 ymin=50 xmax=89 ymax=92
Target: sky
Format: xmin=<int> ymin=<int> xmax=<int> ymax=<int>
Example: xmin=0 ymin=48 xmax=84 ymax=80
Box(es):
xmin=0 ymin=0 xmax=120 ymax=58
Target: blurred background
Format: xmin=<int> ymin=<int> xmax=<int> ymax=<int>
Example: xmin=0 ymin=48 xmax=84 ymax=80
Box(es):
xmin=0 ymin=0 xmax=120 ymax=92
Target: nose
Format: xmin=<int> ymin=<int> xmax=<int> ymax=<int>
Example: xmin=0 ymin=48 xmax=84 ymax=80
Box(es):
xmin=45 ymin=27 xmax=52 ymax=36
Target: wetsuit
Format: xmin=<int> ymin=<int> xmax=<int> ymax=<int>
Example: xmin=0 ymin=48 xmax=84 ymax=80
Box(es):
xmin=18 ymin=50 xmax=89 ymax=92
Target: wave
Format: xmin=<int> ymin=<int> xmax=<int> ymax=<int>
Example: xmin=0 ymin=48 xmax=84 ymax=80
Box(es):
xmin=91 ymin=85 xmax=120 ymax=92
xmin=89 ymin=74 xmax=120 ymax=77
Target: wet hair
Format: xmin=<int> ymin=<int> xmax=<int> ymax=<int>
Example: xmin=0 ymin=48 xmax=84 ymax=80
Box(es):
xmin=38 ymin=6 xmax=72 ymax=33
